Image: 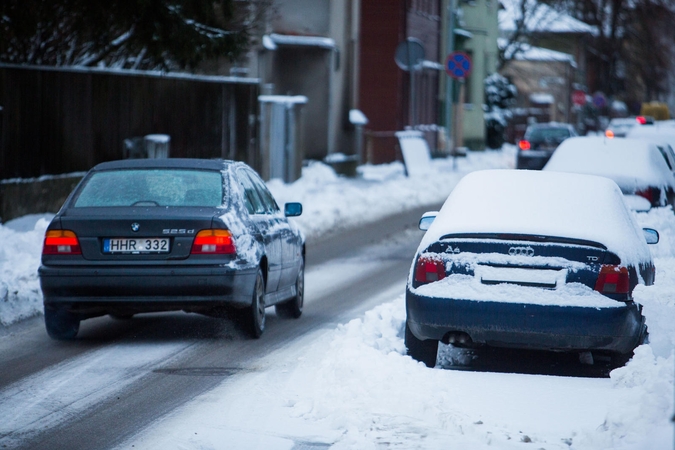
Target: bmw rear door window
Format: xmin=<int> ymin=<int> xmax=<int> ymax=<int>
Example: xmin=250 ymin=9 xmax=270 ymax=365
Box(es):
xmin=236 ymin=169 xmax=266 ymax=215
xmin=73 ymin=169 xmax=224 ymax=207
xmin=244 ymin=170 xmax=280 ymax=214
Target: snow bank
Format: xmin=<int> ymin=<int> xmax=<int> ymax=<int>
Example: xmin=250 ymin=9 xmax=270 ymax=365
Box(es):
xmin=0 ymin=215 xmax=51 ymax=325
xmin=268 ymin=149 xmax=515 ymax=241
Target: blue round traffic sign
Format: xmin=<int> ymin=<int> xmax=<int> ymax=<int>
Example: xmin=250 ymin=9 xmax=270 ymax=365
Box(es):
xmin=445 ymin=52 xmax=472 ymax=80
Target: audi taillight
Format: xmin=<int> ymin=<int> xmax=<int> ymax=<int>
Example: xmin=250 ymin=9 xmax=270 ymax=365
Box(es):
xmin=636 ymin=188 xmax=656 ymax=205
xmin=636 ymin=116 xmax=647 ymax=125
xmin=414 ymin=256 xmax=446 ymax=284
xmin=518 ymin=140 xmax=531 ymax=150
xmin=43 ymin=230 xmax=81 ymax=255
xmin=594 ymin=265 xmax=629 ymax=294
xmin=191 ymin=229 xmax=235 ymax=254
xmin=605 ymin=129 xmax=615 ymax=138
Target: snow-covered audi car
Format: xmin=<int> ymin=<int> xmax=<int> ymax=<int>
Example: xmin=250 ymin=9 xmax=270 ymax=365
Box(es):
xmin=38 ymin=158 xmax=305 ymax=340
xmin=405 ymin=170 xmax=657 ymax=368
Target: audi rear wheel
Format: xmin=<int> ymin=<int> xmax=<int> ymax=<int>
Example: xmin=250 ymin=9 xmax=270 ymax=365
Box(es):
xmin=405 ymin=322 xmax=438 ymax=368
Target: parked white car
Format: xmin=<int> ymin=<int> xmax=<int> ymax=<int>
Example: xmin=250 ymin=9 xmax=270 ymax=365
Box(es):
xmin=543 ymin=136 xmax=675 ymax=211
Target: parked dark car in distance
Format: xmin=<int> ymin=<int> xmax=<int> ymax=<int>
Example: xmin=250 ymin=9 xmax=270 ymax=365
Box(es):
xmin=516 ymin=122 xmax=577 ymax=170
xmin=38 ymin=158 xmax=305 ymax=340
xmin=405 ymin=170 xmax=656 ymax=368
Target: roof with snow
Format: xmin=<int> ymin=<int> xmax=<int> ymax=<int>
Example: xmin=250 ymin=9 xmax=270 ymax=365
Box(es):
xmin=499 ymin=0 xmax=597 ymax=35
xmin=499 ymin=39 xmax=576 ymax=65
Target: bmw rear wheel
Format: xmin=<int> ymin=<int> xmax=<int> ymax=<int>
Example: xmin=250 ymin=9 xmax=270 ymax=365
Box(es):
xmin=246 ymin=268 xmax=266 ymax=338
xmin=44 ymin=305 xmax=80 ymax=340
xmin=405 ymin=322 xmax=438 ymax=368
xmin=275 ymin=259 xmax=304 ymax=319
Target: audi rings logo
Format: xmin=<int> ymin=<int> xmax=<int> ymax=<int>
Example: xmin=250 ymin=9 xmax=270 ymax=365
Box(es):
xmin=509 ymin=246 xmax=535 ymax=257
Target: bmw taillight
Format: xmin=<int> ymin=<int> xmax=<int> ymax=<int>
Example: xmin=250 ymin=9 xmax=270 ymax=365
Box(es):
xmin=636 ymin=116 xmax=647 ymax=125
xmin=594 ymin=265 xmax=629 ymax=294
xmin=414 ymin=256 xmax=446 ymax=284
xmin=518 ymin=140 xmax=531 ymax=150
xmin=605 ymin=129 xmax=615 ymax=138
xmin=43 ymin=230 xmax=81 ymax=255
xmin=191 ymin=229 xmax=235 ymax=254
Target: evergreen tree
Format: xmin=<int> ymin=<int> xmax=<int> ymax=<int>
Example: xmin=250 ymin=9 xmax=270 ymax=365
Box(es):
xmin=0 ymin=0 xmax=254 ymax=70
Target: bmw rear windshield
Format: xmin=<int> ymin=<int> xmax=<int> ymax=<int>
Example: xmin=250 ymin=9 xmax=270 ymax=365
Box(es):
xmin=526 ymin=127 xmax=571 ymax=141
xmin=73 ymin=169 xmax=224 ymax=207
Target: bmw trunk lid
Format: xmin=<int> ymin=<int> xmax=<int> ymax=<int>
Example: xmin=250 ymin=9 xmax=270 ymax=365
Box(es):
xmin=57 ymin=207 xmax=221 ymax=261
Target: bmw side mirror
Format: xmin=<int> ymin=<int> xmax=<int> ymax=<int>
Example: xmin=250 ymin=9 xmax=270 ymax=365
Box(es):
xmin=284 ymin=202 xmax=302 ymax=217
xmin=643 ymin=228 xmax=659 ymax=245
xmin=418 ymin=211 xmax=438 ymax=231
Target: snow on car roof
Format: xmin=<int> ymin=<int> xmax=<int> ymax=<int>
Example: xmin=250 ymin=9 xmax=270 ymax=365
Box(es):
xmin=543 ymin=136 xmax=675 ymax=192
xmin=626 ymin=126 xmax=675 ymax=148
xmin=419 ymin=170 xmax=652 ymax=266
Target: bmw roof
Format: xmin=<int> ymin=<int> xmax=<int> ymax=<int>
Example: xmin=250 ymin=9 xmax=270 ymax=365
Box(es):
xmin=90 ymin=158 xmax=233 ymax=172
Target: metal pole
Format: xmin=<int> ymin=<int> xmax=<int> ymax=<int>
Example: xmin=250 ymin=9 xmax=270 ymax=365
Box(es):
xmin=408 ymin=40 xmax=416 ymax=127
xmin=445 ymin=0 xmax=456 ymax=153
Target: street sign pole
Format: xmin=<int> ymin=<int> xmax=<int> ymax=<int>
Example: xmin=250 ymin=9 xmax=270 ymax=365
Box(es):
xmin=454 ymin=78 xmax=466 ymax=170
xmin=395 ymin=38 xmax=425 ymax=128
xmin=445 ymin=51 xmax=472 ymax=170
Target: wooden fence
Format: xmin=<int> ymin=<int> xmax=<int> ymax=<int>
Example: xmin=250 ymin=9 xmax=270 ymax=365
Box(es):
xmin=0 ymin=64 xmax=260 ymax=180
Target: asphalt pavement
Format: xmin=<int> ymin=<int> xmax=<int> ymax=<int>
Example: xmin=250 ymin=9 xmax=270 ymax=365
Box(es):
xmin=0 ymin=204 xmax=434 ymax=450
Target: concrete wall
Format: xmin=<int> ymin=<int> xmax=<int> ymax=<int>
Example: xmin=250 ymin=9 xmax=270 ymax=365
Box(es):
xmin=271 ymin=0 xmax=330 ymax=35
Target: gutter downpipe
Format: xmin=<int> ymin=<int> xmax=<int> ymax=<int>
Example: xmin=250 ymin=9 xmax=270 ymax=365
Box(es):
xmin=445 ymin=0 xmax=457 ymax=162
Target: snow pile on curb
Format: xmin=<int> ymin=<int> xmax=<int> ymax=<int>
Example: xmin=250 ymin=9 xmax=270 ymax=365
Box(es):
xmin=0 ymin=217 xmax=51 ymax=325
xmin=268 ymin=149 xmax=515 ymax=241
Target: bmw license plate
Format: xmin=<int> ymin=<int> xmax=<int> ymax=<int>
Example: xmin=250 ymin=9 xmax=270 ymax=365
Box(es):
xmin=103 ymin=238 xmax=170 ymax=254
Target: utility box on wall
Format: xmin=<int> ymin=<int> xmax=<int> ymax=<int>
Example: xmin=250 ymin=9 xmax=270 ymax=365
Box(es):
xmin=258 ymin=95 xmax=307 ymax=183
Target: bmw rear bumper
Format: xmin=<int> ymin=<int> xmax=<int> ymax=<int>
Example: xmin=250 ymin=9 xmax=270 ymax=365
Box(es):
xmin=406 ymin=290 xmax=646 ymax=355
xmin=39 ymin=265 xmax=257 ymax=315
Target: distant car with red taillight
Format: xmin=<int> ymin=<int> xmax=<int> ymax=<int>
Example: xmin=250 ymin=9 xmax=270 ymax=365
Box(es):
xmin=516 ymin=122 xmax=577 ymax=170
xmin=605 ymin=117 xmax=640 ymax=138
xmin=543 ymin=136 xmax=675 ymax=210
xmin=405 ymin=169 xmax=656 ymax=368
xmin=38 ymin=158 xmax=305 ymax=340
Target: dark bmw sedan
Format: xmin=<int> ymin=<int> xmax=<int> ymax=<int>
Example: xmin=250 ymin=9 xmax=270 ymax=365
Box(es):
xmin=38 ymin=158 xmax=304 ymax=340
xmin=406 ymin=170 xmax=657 ymax=368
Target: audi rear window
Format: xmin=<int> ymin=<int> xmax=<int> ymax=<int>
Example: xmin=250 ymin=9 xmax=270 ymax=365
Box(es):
xmin=73 ymin=169 xmax=224 ymax=207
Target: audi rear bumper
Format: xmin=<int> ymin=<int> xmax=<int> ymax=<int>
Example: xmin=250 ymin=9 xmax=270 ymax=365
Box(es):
xmin=406 ymin=289 xmax=646 ymax=355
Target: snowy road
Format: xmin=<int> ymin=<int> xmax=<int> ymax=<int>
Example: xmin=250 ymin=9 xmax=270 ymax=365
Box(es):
xmin=0 ymin=205 xmax=428 ymax=450
xmin=0 ymin=150 xmax=673 ymax=449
